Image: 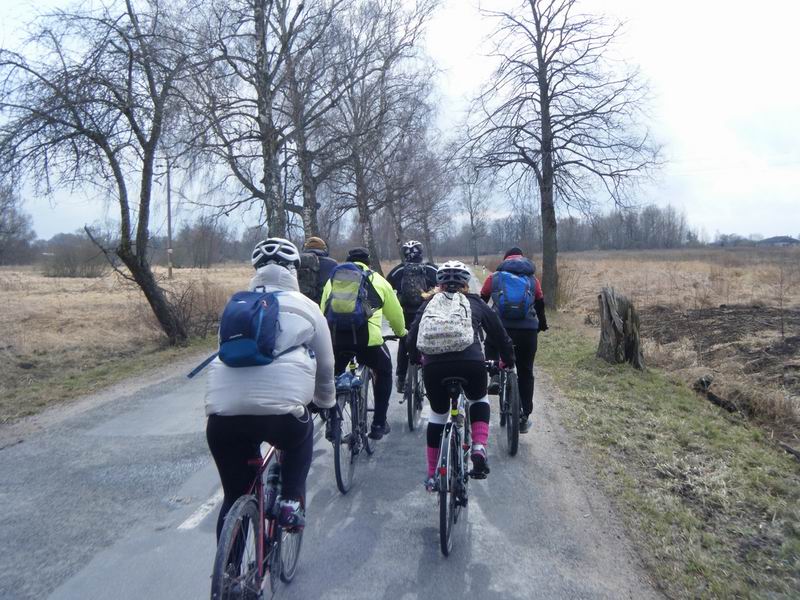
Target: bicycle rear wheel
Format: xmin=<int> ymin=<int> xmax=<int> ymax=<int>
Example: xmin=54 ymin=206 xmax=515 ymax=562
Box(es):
xmin=406 ymin=364 xmax=422 ymax=431
xmin=279 ymin=525 xmax=303 ymax=583
xmin=360 ymin=368 xmax=375 ymax=455
xmin=438 ymin=426 xmax=460 ymax=557
xmin=505 ymin=372 xmax=520 ymax=457
xmin=333 ymin=392 xmax=355 ymax=494
xmin=210 ymin=495 xmax=261 ymax=600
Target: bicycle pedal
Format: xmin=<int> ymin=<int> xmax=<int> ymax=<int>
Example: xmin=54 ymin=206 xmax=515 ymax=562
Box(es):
xmin=469 ymin=469 xmax=488 ymax=480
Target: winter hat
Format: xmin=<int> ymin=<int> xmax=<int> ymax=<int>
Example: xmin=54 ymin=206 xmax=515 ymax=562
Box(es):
xmin=347 ymin=247 xmax=370 ymax=263
xmin=504 ymin=246 xmax=524 ymax=259
xmin=304 ymin=236 xmax=328 ymax=252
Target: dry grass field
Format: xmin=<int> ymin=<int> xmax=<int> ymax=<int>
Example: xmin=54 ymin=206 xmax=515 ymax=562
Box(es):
xmin=0 ymin=265 xmax=250 ymax=423
xmin=475 ymin=247 xmax=800 ymax=441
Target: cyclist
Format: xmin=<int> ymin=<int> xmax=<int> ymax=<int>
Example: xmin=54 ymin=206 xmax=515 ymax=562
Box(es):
xmin=205 ymin=238 xmax=335 ymax=536
xmin=297 ymin=236 xmax=338 ymax=305
xmin=407 ymin=260 xmax=515 ymax=489
xmin=320 ymin=247 xmax=407 ymax=440
xmin=480 ymin=246 xmax=548 ymax=434
xmin=386 ymin=240 xmax=438 ymax=393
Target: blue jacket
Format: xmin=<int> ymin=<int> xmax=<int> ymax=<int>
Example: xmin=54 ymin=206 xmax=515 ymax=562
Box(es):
xmin=307 ymin=248 xmax=338 ymax=290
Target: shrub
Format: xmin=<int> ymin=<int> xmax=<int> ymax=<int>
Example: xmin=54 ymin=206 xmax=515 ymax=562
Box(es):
xmin=41 ymin=233 xmax=108 ymax=278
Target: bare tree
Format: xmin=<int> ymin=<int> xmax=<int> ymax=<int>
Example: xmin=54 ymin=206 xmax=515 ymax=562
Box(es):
xmin=0 ymin=186 xmax=36 ymax=264
xmin=0 ymin=0 xmax=200 ymax=343
xmin=457 ymin=166 xmax=492 ymax=265
xmin=467 ymin=0 xmax=660 ymax=304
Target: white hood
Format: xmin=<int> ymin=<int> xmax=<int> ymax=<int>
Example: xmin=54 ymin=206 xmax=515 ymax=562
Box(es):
xmin=250 ymin=263 xmax=299 ymax=292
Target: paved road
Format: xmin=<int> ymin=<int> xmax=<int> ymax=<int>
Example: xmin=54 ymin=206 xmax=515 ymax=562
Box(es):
xmin=0 ymin=346 xmax=661 ymax=600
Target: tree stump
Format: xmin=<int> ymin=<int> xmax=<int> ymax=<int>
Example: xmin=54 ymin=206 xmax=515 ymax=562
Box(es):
xmin=596 ymin=287 xmax=644 ymax=370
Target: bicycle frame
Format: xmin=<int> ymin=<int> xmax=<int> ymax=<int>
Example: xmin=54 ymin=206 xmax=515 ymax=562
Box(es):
xmin=245 ymin=446 xmax=278 ymax=582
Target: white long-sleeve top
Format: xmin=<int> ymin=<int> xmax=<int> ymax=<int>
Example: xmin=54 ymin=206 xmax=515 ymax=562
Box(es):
xmin=204 ymin=264 xmax=336 ymax=417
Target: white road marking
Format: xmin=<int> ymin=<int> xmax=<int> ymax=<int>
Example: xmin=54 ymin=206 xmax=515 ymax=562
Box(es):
xmin=177 ymin=489 xmax=224 ymax=530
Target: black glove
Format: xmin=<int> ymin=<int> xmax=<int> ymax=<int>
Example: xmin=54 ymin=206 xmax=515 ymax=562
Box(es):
xmin=307 ymin=403 xmax=323 ymax=415
xmin=534 ymin=298 xmax=548 ymax=332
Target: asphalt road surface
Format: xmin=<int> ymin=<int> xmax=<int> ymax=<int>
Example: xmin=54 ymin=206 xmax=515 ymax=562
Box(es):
xmin=0 ymin=345 xmax=661 ymax=600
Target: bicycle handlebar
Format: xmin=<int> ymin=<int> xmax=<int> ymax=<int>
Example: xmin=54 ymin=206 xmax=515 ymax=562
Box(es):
xmin=485 ymin=360 xmax=514 ymax=374
xmin=383 ymin=334 xmax=403 ymax=342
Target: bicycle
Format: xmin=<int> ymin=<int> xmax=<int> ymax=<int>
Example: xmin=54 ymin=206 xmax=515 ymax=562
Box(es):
xmin=329 ymin=335 xmax=400 ymax=494
xmin=435 ymin=377 xmax=472 ymax=557
xmin=210 ymin=446 xmax=303 ymax=600
xmin=403 ymin=360 xmax=425 ymax=431
xmin=488 ymin=360 xmax=521 ymax=456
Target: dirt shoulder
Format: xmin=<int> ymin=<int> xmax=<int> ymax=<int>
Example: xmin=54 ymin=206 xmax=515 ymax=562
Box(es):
xmin=537 ymin=313 xmax=800 ymax=599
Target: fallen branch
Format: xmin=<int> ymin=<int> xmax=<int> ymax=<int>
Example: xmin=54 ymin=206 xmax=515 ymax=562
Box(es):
xmin=692 ymin=376 xmax=739 ymax=413
xmin=778 ymin=442 xmax=800 ymax=463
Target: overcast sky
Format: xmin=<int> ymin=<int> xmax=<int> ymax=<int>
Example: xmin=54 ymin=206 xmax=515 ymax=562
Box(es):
xmin=2 ymin=0 xmax=799 ymax=240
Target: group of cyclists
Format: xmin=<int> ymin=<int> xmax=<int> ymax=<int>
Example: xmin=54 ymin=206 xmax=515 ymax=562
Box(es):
xmin=203 ymin=235 xmax=547 ymax=540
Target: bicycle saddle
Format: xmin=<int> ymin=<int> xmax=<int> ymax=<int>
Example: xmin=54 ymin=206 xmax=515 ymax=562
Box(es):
xmin=442 ymin=377 xmax=468 ymax=399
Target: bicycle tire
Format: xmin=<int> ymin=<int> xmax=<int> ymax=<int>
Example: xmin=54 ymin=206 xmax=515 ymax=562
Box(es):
xmin=279 ymin=525 xmax=303 ymax=583
xmin=438 ymin=425 xmax=459 ymax=557
xmin=361 ymin=368 xmax=375 ymax=455
xmin=210 ymin=495 xmax=261 ymax=600
xmin=498 ymin=370 xmax=507 ymax=428
xmin=406 ymin=364 xmax=422 ymax=431
xmin=506 ymin=372 xmax=520 ymax=457
xmin=333 ymin=392 xmax=355 ymax=494
xmin=266 ymin=524 xmax=281 ymax=596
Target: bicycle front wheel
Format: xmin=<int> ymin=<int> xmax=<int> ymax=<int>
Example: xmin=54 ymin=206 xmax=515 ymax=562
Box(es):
xmin=438 ymin=426 xmax=459 ymax=557
xmin=279 ymin=525 xmax=303 ymax=583
xmin=210 ymin=495 xmax=261 ymax=600
xmin=333 ymin=392 xmax=355 ymax=494
xmin=360 ymin=368 xmax=375 ymax=455
xmin=506 ymin=372 xmax=520 ymax=457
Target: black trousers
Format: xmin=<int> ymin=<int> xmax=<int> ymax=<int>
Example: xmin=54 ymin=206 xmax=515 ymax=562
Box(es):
xmin=395 ymin=311 xmax=417 ymax=381
xmin=334 ymin=344 xmax=393 ymax=425
xmin=206 ymin=411 xmax=313 ymax=540
xmin=486 ymin=328 xmax=538 ymax=416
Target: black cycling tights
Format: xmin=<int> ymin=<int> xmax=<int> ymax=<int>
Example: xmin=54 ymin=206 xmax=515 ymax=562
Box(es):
xmin=206 ymin=411 xmax=313 ymax=540
xmin=334 ymin=343 xmax=393 ymax=426
xmin=423 ymin=360 xmax=490 ymax=450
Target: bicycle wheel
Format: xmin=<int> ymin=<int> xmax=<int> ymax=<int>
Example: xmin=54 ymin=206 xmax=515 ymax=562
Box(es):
xmin=406 ymin=364 xmax=422 ymax=431
xmin=333 ymin=392 xmax=355 ymax=494
xmin=505 ymin=372 xmax=520 ymax=457
xmin=498 ymin=371 xmax=507 ymax=428
xmin=279 ymin=525 xmax=303 ymax=583
xmin=438 ymin=426 xmax=460 ymax=557
xmin=266 ymin=525 xmax=281 ymax=596
xmin=210 ymin=495 xmax=261 ymax=600
xmin=360 ymin=368 xmax=375 ymax=455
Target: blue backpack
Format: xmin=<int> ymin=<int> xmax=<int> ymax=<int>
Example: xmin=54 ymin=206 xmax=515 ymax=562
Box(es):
xmin=491 ymin=271 xmax=534 ymax=320
xmin=217 ymin=291 xmax=282 ymax=367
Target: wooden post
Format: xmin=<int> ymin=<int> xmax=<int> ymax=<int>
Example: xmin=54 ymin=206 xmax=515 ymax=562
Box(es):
xmin=597 ymin=287 xmax=644 ymax=370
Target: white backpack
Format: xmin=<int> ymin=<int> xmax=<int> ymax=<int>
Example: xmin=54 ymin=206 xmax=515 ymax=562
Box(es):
xmin=417 ymin=292 xmax=474 ymax=355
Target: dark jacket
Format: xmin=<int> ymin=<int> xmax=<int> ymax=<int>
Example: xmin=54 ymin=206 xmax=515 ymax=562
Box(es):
xmin=480 ymin=255 xmax=546 ymax=331
xmin=386 ymin=260 xmax=438 ymax=316
xmin=307 ymin=248 xmax=338 ymax=290
xmin=407 ymin=293 xmax=515 ymax=368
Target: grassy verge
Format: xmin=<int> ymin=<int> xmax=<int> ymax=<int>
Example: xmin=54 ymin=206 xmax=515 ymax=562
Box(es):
xmin=0 ymin=336 xmax=216 ymax=424
xmin=539 ymin=314 xmax=800 ymax=599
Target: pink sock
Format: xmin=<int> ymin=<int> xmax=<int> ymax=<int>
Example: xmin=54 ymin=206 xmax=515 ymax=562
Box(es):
xmin=472 ymin=421 xmax=489 ymax=446
xmin=426 ymin=447 xmax=439 ymax=478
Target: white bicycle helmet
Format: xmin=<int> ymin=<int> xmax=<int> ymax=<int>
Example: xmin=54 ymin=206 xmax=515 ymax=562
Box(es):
xmin=436 ymin=260 xmax=471 ymax=288
xmin=251 ymin=237 xmax=301 ymax=270
xmin=401 ymin=240 xmax=423 ymax=260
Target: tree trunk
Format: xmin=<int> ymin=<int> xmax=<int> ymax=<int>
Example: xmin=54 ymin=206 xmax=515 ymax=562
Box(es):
xmin=353 ymin=155 xmax=383 ymax=275
xmin=385 ymin=196 xmax=405 ymax=260
xmin=118 ymin=249 xmax=187 ymax=345
xmin=298 ymin=148 xmax=319 ymax=237
xmin=469 ymin=213 xmax=480 ymax=265
xmin=596 ymin=287 xmax=644 ymax=370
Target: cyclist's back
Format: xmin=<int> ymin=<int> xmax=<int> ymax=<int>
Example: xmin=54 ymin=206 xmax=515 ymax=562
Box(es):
xmin=407 ymin=261 xmax=515 ymax=487
xmin=205 ymin=239 xmax=335 ymax=537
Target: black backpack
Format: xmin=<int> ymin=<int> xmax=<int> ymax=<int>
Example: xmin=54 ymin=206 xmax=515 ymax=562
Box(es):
xmin=399 ymin=262 xmax=428 ymax=309
xmin=297 ymin=252 xmax=322 ymax=304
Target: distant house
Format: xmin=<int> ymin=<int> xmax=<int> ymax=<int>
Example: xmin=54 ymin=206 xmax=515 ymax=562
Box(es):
xmin=757 ymin=236 xmax=800 ymax=247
